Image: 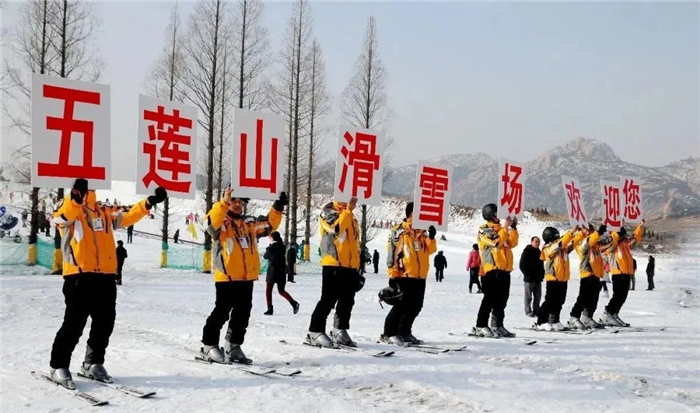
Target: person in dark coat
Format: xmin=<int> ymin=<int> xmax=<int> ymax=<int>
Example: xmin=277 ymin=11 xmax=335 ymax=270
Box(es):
xmin=434 ymin=251 xmax=447 ymax=282
xmin=646 ymin=256 xmax=655 ymax=291
xmin=263 ymin=232 xmax=299 ymax=315
xmin=519 ymin=236 xmax=544 ymax=317
xmin=372 ymin=250 xmax=380 ymax=274
xmin=116 ymin=240 xmax=128 ymax=286
xmin=127 ymin=225 xmax=134 ymax=244
xmin=173 ymin=229 xmax=180 ymax=244
xmin=286 ymin=241 xmax=297 ymax=283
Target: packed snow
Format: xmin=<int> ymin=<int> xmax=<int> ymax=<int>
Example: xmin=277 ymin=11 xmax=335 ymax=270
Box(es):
xmin=1 ymin=185 xmax=699 ymax=412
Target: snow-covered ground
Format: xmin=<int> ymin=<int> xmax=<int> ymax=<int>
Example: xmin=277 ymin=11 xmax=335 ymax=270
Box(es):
xmin=1 ymin=199 xmax=699 ymax=412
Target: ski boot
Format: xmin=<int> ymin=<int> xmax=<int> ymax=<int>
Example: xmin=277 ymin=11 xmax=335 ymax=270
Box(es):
xmin=201 ymin=344 xmax=226 ymax=363
xmin=380 ymin=334 xmax=406 ymax=346
xmin=291 ymin=300 xmax=300 ymax=314
xmin=402 ymin=333 xmax=424 ymax=345
xmin=264 ymin=305 xmax=273 ymax=316
xmin=494 ymin=326 xmax=515 ymax=337
xmin=534 ymin=322 xmax=553 ymax=331
xmin=305 ymin=332 xmax=336 ymax=348
xmin=613 ymin=314 xmax=630 ymax=327
xmin=49 ymin=367 xmax=76 ymax=390
xmin=80 ymin=362 xmax=112 ymax=383
xmin=331 ymin=329 xmax=357 ymax=347
xmin=224 ymin=342 xmax=252 ymax=365
xmin=552 ymin=322 xmax=566 ymax=331
xmin=472 ymin=326 xmax=495 ymax=338
xmin=568 ymin=316 xmax=587 ymax=330
xmin=600 ymin=311 xmax=623 ymax=327
xmin=581 ymin=312 xmax=603 ymax=329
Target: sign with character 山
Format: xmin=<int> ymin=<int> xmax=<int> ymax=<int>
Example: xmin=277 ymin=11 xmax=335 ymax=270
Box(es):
xmin=333 ymin=126 xmax=385 ymax=206
xmin=412 ymin=161 xmax=452 ymax=231
xmin=621 ymin=176 xmax=643 ymax=224
xmin=601 ymin=179 xmax=623 ymax=231
xmin=497 ymin=158 xmax=526 ymax=221
xmin=136 ymin=94 xmax=198 ymax=199
xmin=561 ymin=175 xmax=588 ymax=227
xmin=31 ymin=73 xmax=111 ymax=189
xmin=230 ymin=108 xmax=286 ymax=200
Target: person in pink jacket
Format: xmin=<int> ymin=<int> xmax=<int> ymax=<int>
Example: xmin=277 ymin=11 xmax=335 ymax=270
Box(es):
xmin=466 ymin=244 xmax=482 ymax=293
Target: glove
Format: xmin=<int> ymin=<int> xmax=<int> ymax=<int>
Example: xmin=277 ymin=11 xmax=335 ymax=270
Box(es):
xmin=273 ymin=191 xmax=289 ymax=212
xmin=511 ymin=217 xmax=518 ymax=229
xmin=70 ymin=178 xmax=88 ymax=204
xmin=428 ymin=226 xmax=437 ymax=240
xmin=618 ymin=227 xmax=627 ymax=237
xmin=597 ymin=224 xmax=607 ymax=235
xmin=147 ymin=187 xmax=168 ymax=209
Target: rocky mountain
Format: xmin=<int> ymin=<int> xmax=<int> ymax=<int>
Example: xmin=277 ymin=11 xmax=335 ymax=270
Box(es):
xmin=382 ymin=137 xmax=700 ymax=219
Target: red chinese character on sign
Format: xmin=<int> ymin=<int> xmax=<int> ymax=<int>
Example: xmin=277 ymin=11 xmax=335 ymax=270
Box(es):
xmin=500 ymin=163 xmax=523 ymax=216
xmin=603 ymin=184 xmax=621 ymax=227
xmin=623 ymin=179 xmax=641 ymax=220
xmin=565 ymin=181 xmax=586 ymax=222
xmin=338 ymin=131 xmax=380 ymax=198
xmin=142 ymin=105 xmax=193 ymax=193
xmin=37 ymin=85 xmax=105 ymax=179
xmin=240 ymin=119 xmax=278 ymax=193
xmin=418 ymin=166 xmax=449 ymax=225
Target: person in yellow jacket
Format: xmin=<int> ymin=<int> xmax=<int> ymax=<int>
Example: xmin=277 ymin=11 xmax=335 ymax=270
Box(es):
xmin=49 ymin=179 xmax=165 ymax=390
xmin=600 ymin=220 xmax=645 ymax=327
xmin=306 ymin=196 xmax=362 ymax=348
xmin=535 ymin=225 xmax=576 ymax=331
xmin=472 ymin=203 xmax=519 ymax=338
xmin=380 ymin=202 xmax=437 ymax=346
xmin=568 ymin=224 xmax=611 ymax=330
xmin=200 ymin=188 xmax=286 ymax=364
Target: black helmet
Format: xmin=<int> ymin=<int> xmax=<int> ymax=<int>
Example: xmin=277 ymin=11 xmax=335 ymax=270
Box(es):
xmin=354 ymin=273 xmax=366 ymax=292
xmin=542 ymin=227 xmax=560 ymax=244
xmin=378 ymin=283 xmax=403 ymax=306
xmin=482 ymin=203 xmax=498 ymax=221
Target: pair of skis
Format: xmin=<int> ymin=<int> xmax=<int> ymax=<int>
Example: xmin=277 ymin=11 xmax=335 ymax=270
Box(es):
xmin=31 ymin=370 xmax=156 ymax=407
xmin=449 ymin=332 xmax=544 ymax=345
xmin=279 ymin=339 xmax=396 ymax=357
xmin=192 ymin=355 xmax=302 ymax=377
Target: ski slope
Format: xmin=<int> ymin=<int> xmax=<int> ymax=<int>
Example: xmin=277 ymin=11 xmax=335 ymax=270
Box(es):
xmin=1 ymin=189 xmax=699 ymax=412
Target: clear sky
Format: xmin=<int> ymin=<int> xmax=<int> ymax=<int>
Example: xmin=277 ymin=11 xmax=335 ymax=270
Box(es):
xmin=2 ymin=1 xmax=699 ymax=181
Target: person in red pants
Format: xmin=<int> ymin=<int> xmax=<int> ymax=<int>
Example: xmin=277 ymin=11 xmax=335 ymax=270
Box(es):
xmin=263 ymin=231 xmax=300 ymax=315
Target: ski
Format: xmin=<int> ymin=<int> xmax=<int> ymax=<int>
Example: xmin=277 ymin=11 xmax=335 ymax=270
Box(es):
xmin=279 ymin=339 xmax=392 ymax=358
xmin=31 ymin=371 xmax=109 ymax=407
xmin=407 ymin=344 xmax=468 ymax=353
xmin=75 ymin=372 xmax=156 ymax=398
xmin=607 ymin=326 xmax=667 ymax=334
xmin=193 ymin=356 xmax=277 ymax=378
xmin=514 ymin=327 xmax=594 ymax=335
xmin=452 ymin=332 xmax=536 ymax=345
xmin=338 ymin=343 xmax=395 ymax=357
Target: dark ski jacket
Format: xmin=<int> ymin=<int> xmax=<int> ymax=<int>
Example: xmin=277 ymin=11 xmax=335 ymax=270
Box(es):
xmin=116 ymin=246 xmax=128 ymax=266
xmin=434 ymin=252 xmax=447 ymax=270
xmin=519 ymin=245 xmax=544 ymax=283
xmin=264 ymin=241 xmax=287 ymax=283
xmin=286 ymin=245 xmax=297 ymax=266
xmin=372 ymin=251 xmax=380 ymax=265
xmin=646 ymin=259 xmax=655 ymax=276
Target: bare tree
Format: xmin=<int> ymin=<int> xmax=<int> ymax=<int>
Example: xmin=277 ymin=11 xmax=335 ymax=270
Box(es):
xmin=215 ymin=38 xmax=233 ymax=200
xmin=182 ymin=0 xmax=229 ymax=272
xmin=302 ymin=39 xmax=329 ymax=254
xmin=144 ymin=2 xmax=187 ymax=268
xmin=231 ymin=0 xmax=269 ymax=111
xmin=340 ymin=16 xmax=392 ymax=249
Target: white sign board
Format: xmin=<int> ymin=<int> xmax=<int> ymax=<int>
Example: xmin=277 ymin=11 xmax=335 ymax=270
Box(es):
xmin=497 ymin=158 xmax=526 ymax=220
xmin=561 ymin=175 xmax=588 ymax=227
xmin=333 ymin=126 xmax=385 ymax=206
xmin=601 ymin=179 xmax=623 ymax=231
xmin=621 ymin=176 xmax=643 ymax=224
xmin=412 ymin=160 xmax=452 ymax=231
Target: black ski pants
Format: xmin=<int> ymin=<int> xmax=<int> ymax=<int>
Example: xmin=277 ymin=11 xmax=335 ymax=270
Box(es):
xmin=469 ymin=267 xmax=481 ymax=292
xmin=309 ymin=266 xmax=357 ymax=333
xmin=570 ymin=276 xmax=601 ymax=319
xmin=647 ymin=273 xmax=655 ymax=290
xmin=537 ymin=280 xmax=567 ymax=325
xmin=606 ymin=274 xmax=631 ymax=315
xmin=383 ymin=278 xmax=426 ymax=337
xmin=435 ymin=268 xmax=444 ymax=282
xmin=202 ymin=281 xmax=254 ymax=346
xmin=50 ymin=273 xmax=117 ymax=369
xmin=476 ymin=270 xmax=510 ymax=327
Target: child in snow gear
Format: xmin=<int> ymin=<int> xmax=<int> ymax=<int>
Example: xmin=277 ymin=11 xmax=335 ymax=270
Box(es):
xmin=373 ymin=249 xmax=380 ymax=274
xmin=382 ymin=202 xmax=437 ymax=345
xmin=434 ymin=251 xmax=447 ymax=282
xmin=646 ymin=256 xmax=655 ymax=290
xmin=519 ymin=236 xmax=544 ymax=317
xmin=535 ymin=226 xmax=576 ymax=331
xmin=307 ymin=197 xmax=361 ymax=348
xmin=49 ymin=179 xmax=165 ymax=389
xmin=600 ymin=222 xmax=644 ymax=327
xmin=200 ymin=189 xmax=286 ymax=364
xmin=568 ymin=225 xmax=609 ymax=329
xmin=466 ymin=244 xmax=482 ymax=293
xmin=473 ymin=204 xmax=518 ymax=338
xmin=263 ymin=231 xmax=299 ymax=315
xmin=115 ymin=241 xmax=127 ymax=286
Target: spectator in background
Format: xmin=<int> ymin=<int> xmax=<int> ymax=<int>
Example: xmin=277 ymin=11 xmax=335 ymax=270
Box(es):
xmin=127 ymin=225 xmax=134 ymax=244
xmin=646 ymin=256 xmax=655 ymax=291
xmin=263 ymin=232 xmax=300 ymax=316
xmin=630 ymin=259 xmax=637 ymax=291
xmin=287 ymin=242 xmax=297 ymax=283
xmin=519 ymin=236 xmax=544 ymax=317
xmin=116 ymin=240 xmax=128 ymax=286
xmin=373 ymin=250 xmax=380 ymax=274
xmin=601 ymin=260 xmax=611 ymax=298
xmin=173 ymin=229 xmax=180 ymax=244
xmin=21 ymin=210 xmax=28 ymax=227
xmin=466 ymin=244 xmax=482 ymax=293
xmin=434 ymin=251 xmax=447 ymax=282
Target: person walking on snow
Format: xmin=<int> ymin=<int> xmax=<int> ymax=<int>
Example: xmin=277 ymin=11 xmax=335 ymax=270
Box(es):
xmin=49 ymin=178 xmax=166 ymax=389
xmin=534 ymin=225 xmax=576 ymax=331
xmin=263 ymin=231 xmax=300 ymax=316
xmin=199 ymin=188 xmax=287 ymax=365
xmin=466 ymin=244 xmax=482 ymax=293
xmin=306 ymin=197 xmax=362 ymax=348
xmin=373 ymin=249 xmax=380 ymax=274
xmin=646 ymin=256 xmax=655 ymax=291
xmin=115 ymin=240 xmax=128 ymax=286
xmin=568 ymin=224 xmax=610 ymax=329
xmin=520 ymin=236 xmax=544 ymax=317
xmin=472 ymin=204 xmax=519 ymax=338
xmin=381 ymin=202 xmax=437 ymax=345
xmin=433 ymin=251 xmax=447 ymax=282
xmin=600 ymin=221 xmax=645 ymax=327
xmin=286 ymin=241 xmax=297 ymax=283
xmin=173 ymin=229 xmax=180 ymax=244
